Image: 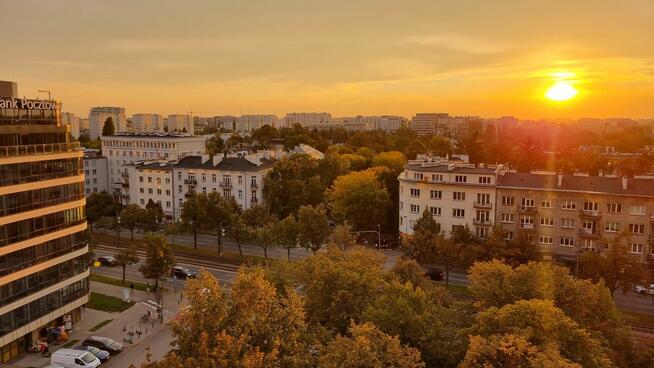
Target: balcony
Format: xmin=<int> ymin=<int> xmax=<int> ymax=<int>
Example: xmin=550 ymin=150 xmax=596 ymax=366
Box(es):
xmin=184 ymin=179 xmax=197 ymax=185
xmin=518 ymin=223 xmax=536 ymax=231
xmin=474 ymin=202 xmax=492 ymax=209
xmin=580 ymin=210 xmax=601 ymax=219
xmin=578 ymin=228 xmax=600 ymax=238
xmin=219 ymin=181 xmax=232 ymax=188
xmin=250 ymin=183 xmax=259 ymax=190
xmin=473 ymin=219 xmax=492 ymax=226
xmin=185 ymin=190 xmax=196 ymax=198
xmin=518 ymin=206 xmax=536 ymax=213
xmin=0 ymin=141 xmax=81 ymax=158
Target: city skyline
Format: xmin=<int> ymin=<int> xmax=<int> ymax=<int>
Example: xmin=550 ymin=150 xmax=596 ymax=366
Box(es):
xmin=1 ymin=0 xmax=653 ymax=119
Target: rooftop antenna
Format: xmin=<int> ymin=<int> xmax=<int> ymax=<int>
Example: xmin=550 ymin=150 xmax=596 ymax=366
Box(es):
xmin=37 ymin=90 xmax=51 ymax=100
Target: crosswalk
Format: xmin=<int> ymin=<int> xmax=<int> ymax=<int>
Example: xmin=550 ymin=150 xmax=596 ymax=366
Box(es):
xmin=140 ymin=299 xmax=168 ymax=313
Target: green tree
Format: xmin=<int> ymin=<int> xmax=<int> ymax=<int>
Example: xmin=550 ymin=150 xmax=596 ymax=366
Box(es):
xmin=139 ymin=234 xmax=175 ymax=291
xmin=86 ymin=192 xmax=119 ymax=229
xmin=327 ymin=222 xmax=357 ymax=250
xmin=370 ymin=151 xmax=407 ymax=173
xmin=205 ymin=192 xmax=237 ymax=259
xmin=115 ymin=244 xmax=139 ymax=283
xmin=120 ymin=204 xmax=146 ymax=240
xmin=143 ymin=199 xmax=164 ymax=232
xmin=226 ymin=214 xmax=249 ymax=257
xmin=296 ymin=204 xmax=331 ymax=253
xmin=102 ymin=116 xmax=115 ymax=136
xmin=318 ymin=321 xmax=425 ymax=368
xmin=253 ymin=222 xmax=276 ymax=262
xmin=273 ymin=215 xmax=300 ymax=260
xmin=242 ymin=203 xmax=274 ymax=228
xmin=326 ymin=169 xmax=391 ymax=231
xmin=180 ymin=194 xmax=208 ymax=249
xmin=263 ymin=154 xmax=322 ymax=218
xmin=251 ymin=124 xmax=278 ymax=147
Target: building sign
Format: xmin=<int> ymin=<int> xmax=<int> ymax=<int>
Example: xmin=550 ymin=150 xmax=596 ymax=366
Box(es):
xmin=0 ymin=98 xmax=59 ymax=110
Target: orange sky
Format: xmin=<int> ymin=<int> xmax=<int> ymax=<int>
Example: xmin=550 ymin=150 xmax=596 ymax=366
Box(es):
xmin=1 ymin=1 xmax=653 ymax=119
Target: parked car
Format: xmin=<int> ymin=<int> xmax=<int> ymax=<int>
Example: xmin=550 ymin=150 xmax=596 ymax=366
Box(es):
xmin=82 ymin=336 xmax=123 ymax=354
xmin=171 ymin=266 xmax=197 ymax=280
xmin=635 ymin=284 xmax=654 ymax=295
xmin=76 ymin=345 xmax=110 ymax=362
xmin=50 ymin=348 xmax=100 ymax=368
xmin=425 ymin=268 xmax=444 ymax=281
xmin=97 ymin=255 xmax=118 ymax=266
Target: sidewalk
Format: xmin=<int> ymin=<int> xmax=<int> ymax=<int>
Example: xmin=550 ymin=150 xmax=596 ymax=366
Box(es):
xmin=6 ymin=282 xmax=181 ymax=368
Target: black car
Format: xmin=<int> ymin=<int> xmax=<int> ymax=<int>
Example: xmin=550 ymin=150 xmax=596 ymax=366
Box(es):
xmin=425 ymin=268 xmax=444 ymax=281
xmin=96 ymin=256 xmax=118 ymax=266
xmin=171 ymin=266 xmax=197 ymax=280
xmin=82 ymin=336 xmax=123 ymax=354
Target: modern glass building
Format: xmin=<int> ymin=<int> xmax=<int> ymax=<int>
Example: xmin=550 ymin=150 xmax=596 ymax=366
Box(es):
xmin=0 ymin=81 xmax=89 ymax=362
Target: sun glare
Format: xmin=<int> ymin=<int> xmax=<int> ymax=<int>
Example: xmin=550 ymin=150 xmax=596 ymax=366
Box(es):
xmin=545 ymin=82 xmax=577 ymax=101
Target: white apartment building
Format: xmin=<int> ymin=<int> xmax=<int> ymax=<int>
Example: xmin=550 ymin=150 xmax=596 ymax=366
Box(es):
xmin=126 ymin=161 xmax=176 ymax=220
xmin=235 ymin=115 xmax=279 ymax=132
xmin=100 ymin=133 xmax=205 ymax=201
xmin=82 ymin=150 xmax=109 ymax=196
xmin=61 ymin=112 xmax=81 ymax=138
xmin=132 ymin=114 xmax=164 ymax=132
xmin=325 ymin=115 xmax=406 ymax=132
xmin=409 ymin=113 xmax=449 ymax=136
xmin=399 ymin=156 xmax=501 ymax=239
xmin=284 ymin=112 xmax=331 ymax=128
xmin=165 ymin=114 xmax=194 ymax=134
xmin=89 ymin=106 xmax=127 ymax=140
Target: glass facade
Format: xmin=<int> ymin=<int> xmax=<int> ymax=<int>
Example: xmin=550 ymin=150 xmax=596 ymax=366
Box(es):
xmin=0 ymin=207 xmax=85 ymax=247
xmin=0 ymin=233 xmax=86 ymax=277
xmin=0 ymin=183 xmax=84 ymax=217
xmin=0 ymin=106 xmax=60 ymax=126
xmin=0 ymin=158 xmax=82 ymax=186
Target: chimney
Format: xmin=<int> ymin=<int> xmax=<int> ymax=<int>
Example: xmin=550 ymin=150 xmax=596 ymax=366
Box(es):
xmin=213 ymin=155 xmax=223 ymax=166
xmin=201 ymin=154 xmax=210 ymax=164
xmin=557 ymin=173 xmax=563 ymax=187
xmin=622 ymin=176 xmax=628 ymax=190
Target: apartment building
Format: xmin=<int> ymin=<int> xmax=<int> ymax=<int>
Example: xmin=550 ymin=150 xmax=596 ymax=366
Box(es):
xmin=125 ymin=151 xmax=275 ymax=220
xmin=235 ymin=115 xmax=279 ymax=132
xmin=398 ymin=156 xmax=500 ymax=238
xmin=131 ymin=114 xmax=164 ymax=132
xmin=61 ymin=112 xmax=81 ymax=139
xmin=0 ymin=82 xmax=89 ymax=361
xmin=100 ymin=133 xmax=205 ymax=201
xmin=89 ymin=106 xmax=126 ymax=140
xmin=409 ymin=113 xmax=449 ymax=136
xmin=165 ymin=114 xmax=194 ymax=134
xmin=496 ymin=173 xmax=654 ymax=263
xmin=82 ymin=149 xmax=109 ymax=196
xmin=398 ymin=155 xmax=654 ymax=264
xmin=284 ymin=112 xmax=331 ymax=128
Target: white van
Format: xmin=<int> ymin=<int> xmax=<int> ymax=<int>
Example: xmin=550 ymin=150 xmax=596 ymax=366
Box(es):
xmin=50 ymin=348 xmax=101 ymax=368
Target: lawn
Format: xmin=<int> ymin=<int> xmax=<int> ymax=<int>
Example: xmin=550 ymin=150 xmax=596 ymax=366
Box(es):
xmin=86 ymin=292 xmax=134 ymax=313
xmin=89 ymin=274 xmax=148 ymax=292
xmin=90 ymin=319 xmax=114 ymax=332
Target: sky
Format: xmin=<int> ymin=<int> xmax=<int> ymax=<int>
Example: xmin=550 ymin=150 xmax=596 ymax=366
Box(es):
xmin=1 ymin=0 xmax=653 ymax=119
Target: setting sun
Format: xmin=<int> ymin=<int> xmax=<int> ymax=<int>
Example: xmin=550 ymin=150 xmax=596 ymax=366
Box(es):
xmin=545 ymin=82 xmax=578 ymax=101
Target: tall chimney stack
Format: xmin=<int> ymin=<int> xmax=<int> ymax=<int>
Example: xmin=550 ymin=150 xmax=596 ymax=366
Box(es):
xmin=622 ymin=176 xmax=628 ymax=190
xmin=557 ymin=173 xmax=563 ymax=187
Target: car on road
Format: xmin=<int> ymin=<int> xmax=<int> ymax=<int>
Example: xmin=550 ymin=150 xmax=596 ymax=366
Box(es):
xmin=425 ymin=267 xmax=444 ymax=281
xmin=76 ymin=345 xmax=110 ymax=362
xmin=96 ymin=255 xmax=118 ymax=266
xmin=82 ymin=336 xmax=123 ymax=354
xmin=171 ymin=266 xmax=197 ymax=280
xmin=635 ymin=284 xmax=654 ymax=295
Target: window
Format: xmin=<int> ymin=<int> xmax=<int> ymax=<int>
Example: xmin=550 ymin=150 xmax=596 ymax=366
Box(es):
xmin=157 ymin=189 xmax=162 ymax=195
xmin=561 ymin=201 xmax=577 ymax=210
xmin=520 ymin=216 xmax=534 ymax=227
xmin=581 ymin=220 xmax=595 ymax=231
xmin=540 ymin=217 xmax=554 ymax=226
xmin=156 ymin=177 xmax=161 ymax=185
xmin=166 ymin=201 xmax=171 ymax=208
xmin=476 ymin=227 xmax=489 ymax=239
xmin=148 ymin=188 xmax=153 ymax=194
xmin=604 ymin=222 xmax=619 ymax=232
xmin=140 ymin=199 xmax=145 ymax=205
xmin=140 ymin=188 xmax=144 ymax=194
xmin=539 ymin=235 xmax=553 ymax=245
xmin=521 ymin=198 xmax=535 ymax=207
xmin=455 ymin=175 xmax=467 ymax=183
xmin=212 ymin=174 xmax=216 ymax=183
xmin=559 ymin=237 xmax=575 ymax=247
xmin=501 ymin=213 xmax=514 ymax=223
xmin=582 ymin=239 xmax=597 ymax=249
xmin=139 ymin=176 xmax=144 ymax=182
xmin=238 ymin=190 xmax=243 ymax=199
xmin=165 ymin=178 xmax=171 ymax=184
xmin=238 ymin=176 xmax=243 ymax=185
xmin=429 ymin=207 xmax=441 ymax=216
xmin=477 ymin=193 xmax=490 ymax=205
xmin=629 ymin=243 xmax=644 ymax=254
xmin=431 ymin=174 xmax=443 ymax=182
xmin=583 ymin=201 xmax=599 ymax=212
xmin=453 ymin=192 xmax=465 ymax=201
xmin=166 ymin=190 xmax=171 ymax=195
xmin=560 ymin=218 xmax=575 ymax=229
xmin=630 ymin=205 xmax=646 ymax=216
xmin=629 ymin=224 xmax=645 ymax=234
xmin=502 ymin=196 xmax=515 ymax=206
xmin=452 ymin=208 xmax=465 ymax=218
xmin=541 ymin=199 xmax=553 ymax=208
xmin=478 ymin=176 xmax=492 ymax=184
xmin=504 ymin=231 xmax=514 ymax=240
xmin=430 ymin=190 xmax=442 ymax=199
xmin=413 ymin=172 xmax=423 ymax=180
xmin=148 ymin=177 xmax=152 ymax=183
xmin=202 ymin=174 xmax=206 ymax=182
xmin=476 ymin=210 xmax=490 ymax=223
xmin=410 ymin=204 xmax=420 ymax=213
xmin=178 ymin=185 xmax=182 ymax=193
xmin=410 ymin=188 xmax=420 ymax=197
xmin=92 ymin=169 xmax=96 ymax=175
xmin=606 ymin=203 xmax=621 ymax=213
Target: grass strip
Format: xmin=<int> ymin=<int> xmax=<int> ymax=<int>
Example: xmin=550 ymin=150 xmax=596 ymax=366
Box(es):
xmin=89 ymin=319 xmax=114 ymax=332
xmin=86 ymin=292 xmax=134 ymax=313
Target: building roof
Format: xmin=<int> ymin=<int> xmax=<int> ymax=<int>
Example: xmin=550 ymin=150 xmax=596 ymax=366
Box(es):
xmin=175 ymin=155 xmax=274 ymax=172
xmin=100 ymin=133 xmax=201 ymax=139
xmin=404 ymin=163 xmax=497 ymax=175
xmin=497 ymin=173 xmax=654 ymax=197
xmin=134 ymin=161 xmax=177 ymax=170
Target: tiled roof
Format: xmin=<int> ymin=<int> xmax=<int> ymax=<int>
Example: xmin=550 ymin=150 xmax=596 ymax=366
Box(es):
xmin=497 ymin=173 xmax=654 ymax=197
xmin=175 ymin=155 xmax=274 ymax=172
xmin=404 ymin=163 xmax=497 ymax=175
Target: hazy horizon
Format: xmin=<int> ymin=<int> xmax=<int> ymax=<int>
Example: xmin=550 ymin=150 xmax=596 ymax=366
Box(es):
xmin=2 ymin=0 xmax=653 ymax=119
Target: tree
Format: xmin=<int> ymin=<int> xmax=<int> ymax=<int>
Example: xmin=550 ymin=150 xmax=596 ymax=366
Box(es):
xmin=578 ymin=233 xmax=648 ymax=296
xmin=120 ymin=204 xmax=146 ymax=240
xmin=326 ymin=169 xmax=391 ymax=231
xmin=296 ymin=204 xmax=331 ymax=253
xmin=102 ymin=116 xmax=115 ymax=136
xmin=86 ymin=192 xmax=119 ymax=229
xmin=370 ymin=151 xmax=407 ymax=173
xmin=251 ymin=124 xmax=278 ymax=147
xmin=263 ymin=154 xmax=322 ymax=218
xmin=273 ymin=215 xmax=300 ymax=260
xmin=242 ymin=203 xmax=274 ymax=228
xmin=205 ymin=192 xmax=236 ymax=260
xmin=115 ymin=244 xmax=139 ymax=283
xmin=428 ymin=136 xmax=454 ymax=156
xmin=139 ymin=234 xmax=175 ymax=291
xmin=226 ymin=214 xmax=249 ymax=257
xmin=253 ymin=222 xmax=275 ymax=262
xmin=180 ymin=194 xmax=208 ymax=249
xmin=327 ymin=222 xmax=357 ymax=250
xmin=318 ymin=322 xmax=425 ymax=368
xmin=143 ymin=199 xmax=164 ymax=232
